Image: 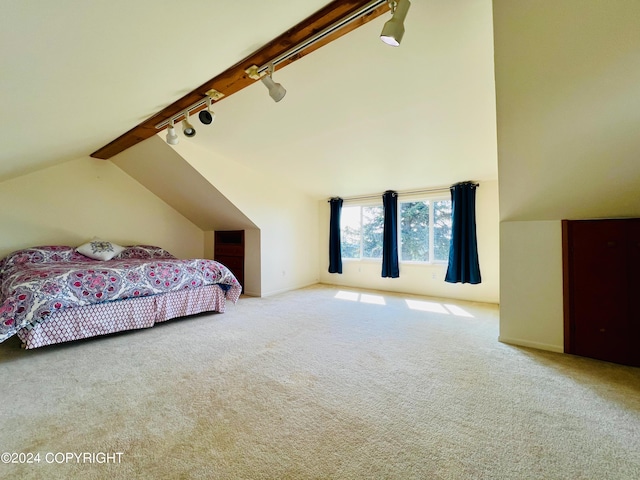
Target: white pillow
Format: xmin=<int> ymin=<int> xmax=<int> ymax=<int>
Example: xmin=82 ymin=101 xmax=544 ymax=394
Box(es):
xmin=76 ymin=238 xmax=125 ymax=261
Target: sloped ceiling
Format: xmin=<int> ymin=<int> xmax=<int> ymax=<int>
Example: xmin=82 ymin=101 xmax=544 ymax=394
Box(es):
xmin=112 ymin=135 xmax=257 ymax=231
xmin=1 ymin=0 xmax=497 ymax=199
xmin=493 ymin=0 xmax=640 ymax=221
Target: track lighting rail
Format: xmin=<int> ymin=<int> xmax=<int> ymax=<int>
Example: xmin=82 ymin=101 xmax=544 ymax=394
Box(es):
xmin=155 ymin=90 xmax=223 ymax=130
xmin=254 ymin=0 xmax=387 ymax=77
xmin=157 ymin=0 xmax=386 ymax=131
xmin=91 ymin=0 xmax=393 ymax=159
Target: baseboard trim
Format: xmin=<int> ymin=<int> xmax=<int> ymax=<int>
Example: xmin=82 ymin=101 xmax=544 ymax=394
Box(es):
xmin=242 ymin=290 xmax=261 ymax=297
xmin=258 ymin=281 xmax=320 ymax=298
xmin=498 ymin=336 xmax=564 ymax=353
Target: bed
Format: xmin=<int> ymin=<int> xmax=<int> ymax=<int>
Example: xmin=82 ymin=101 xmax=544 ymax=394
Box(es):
xmin=0 ymin=243 xmax=242 ymax=349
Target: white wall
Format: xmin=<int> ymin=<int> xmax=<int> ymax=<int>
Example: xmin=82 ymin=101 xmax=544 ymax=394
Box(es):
xmin=172 ymin=140 xmax=319 ymax=297
xmin=0 ymin=157 xmax=204 ymax=260
xmin=493 ymin=0 xmax=640 ymax=351
xmin=203 ymin=230 xmax=215 ymax=259
xmin=319 ymin=180 xmax=500 ymax=304
xmin=499 ymin=221 xmax=563 ymax=352
xmin=243 ymin=228 xmax=262 ymax=297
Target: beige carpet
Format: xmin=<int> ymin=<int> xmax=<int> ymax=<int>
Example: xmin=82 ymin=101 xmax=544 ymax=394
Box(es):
xmin=0 ymin=284 xmax=638 ymax=479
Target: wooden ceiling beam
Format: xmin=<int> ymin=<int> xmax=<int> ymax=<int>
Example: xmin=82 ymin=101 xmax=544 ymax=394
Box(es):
xmin=91 ymin=0 xmax=389 ymax=160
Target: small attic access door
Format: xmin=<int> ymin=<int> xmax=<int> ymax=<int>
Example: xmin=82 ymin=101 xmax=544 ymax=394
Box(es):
xmin=562 ymin=219 xmax=640 ymax=367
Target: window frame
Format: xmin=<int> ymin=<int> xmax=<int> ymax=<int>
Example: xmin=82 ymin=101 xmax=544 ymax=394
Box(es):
xmin=340 ymin=200 xmax=385 ymax=261
xmin=340 ymin=194 xmax=452 ymax=265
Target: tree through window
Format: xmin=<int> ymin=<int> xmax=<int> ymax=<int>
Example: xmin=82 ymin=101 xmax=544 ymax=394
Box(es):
xmin=340 ymin=197 xmax=452 ymax=263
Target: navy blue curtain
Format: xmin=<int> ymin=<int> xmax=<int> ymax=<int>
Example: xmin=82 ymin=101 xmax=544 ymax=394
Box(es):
xmin=445 ymin=182 xmax=481 ymax=284
xmin=328 ymin=197 xmax=343 ymax=274
xmin=381 ymin=190 xmax=399 ymax=278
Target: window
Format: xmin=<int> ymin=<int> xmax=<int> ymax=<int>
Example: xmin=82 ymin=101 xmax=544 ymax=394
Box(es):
xmin=341 ymin=205 xmax=383 ymax=259
xmin=341 ymin=197 xmax=452 ymax=263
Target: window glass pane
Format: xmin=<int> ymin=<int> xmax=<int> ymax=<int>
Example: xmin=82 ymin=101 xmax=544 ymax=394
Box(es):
xmin=340 ymin=206 xmax=361 ymax=259
xmin=362 ymin=206 xmax=383 ymax=259
xmin=433 ymin=200 xmax=452 ymax=261
xmin=400 ymin=201 xmax=429 ymax=261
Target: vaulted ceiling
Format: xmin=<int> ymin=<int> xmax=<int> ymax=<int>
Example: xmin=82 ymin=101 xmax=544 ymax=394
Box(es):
xmin=0 ymin=0 xmax=497 ymax=199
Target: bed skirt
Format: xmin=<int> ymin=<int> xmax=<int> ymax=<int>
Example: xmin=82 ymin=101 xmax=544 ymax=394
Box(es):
xmin=16 ymin=284 xmax=228 ymax=349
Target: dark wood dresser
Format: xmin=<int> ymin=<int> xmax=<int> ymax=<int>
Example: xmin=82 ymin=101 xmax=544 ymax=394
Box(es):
xmin=214 ymin=230 xmax=244 ymax=292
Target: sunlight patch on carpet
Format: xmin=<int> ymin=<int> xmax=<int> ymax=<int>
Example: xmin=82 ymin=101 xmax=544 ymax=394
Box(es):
xmin=444 ymin=304 xmax=474 ymax=317
xmin=335 ymin=291 xmax=360 ymax=301
xmin=405 ymin=299 xmax=474 ymax=317
xmin=334 ymin=291 xmax=386 ymax=305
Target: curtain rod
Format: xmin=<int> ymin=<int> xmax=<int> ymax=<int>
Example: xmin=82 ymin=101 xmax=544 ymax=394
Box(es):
xmin=329 ymin=182 xmax=479 ymax=203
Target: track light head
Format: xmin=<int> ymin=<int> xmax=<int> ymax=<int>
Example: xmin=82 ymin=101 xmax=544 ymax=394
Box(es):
xmin=198 ymin=110 xmax=215 ymax=125
xmin=261 ymin=64 xmax=286 ymax=102
xmin=198 ymin=97 xmax=216 ymax=125
xmin=261 ymin=75 xmax=287 ymax=102
xmin=166 ymin=119 xmax=179 ymax=145
xmin=380 ymin=0 xmax=411 ymax=47
xmin=182 ymin=112 xmax=196 ymax=137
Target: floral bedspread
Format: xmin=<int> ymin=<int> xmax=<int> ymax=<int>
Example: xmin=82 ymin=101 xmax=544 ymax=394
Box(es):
xmin=0 ymin=245 xmax=241 ymax=343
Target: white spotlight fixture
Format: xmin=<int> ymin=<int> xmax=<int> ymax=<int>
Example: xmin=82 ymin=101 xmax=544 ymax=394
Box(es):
xmin=380 ymin=0 xmax=411 ymax=47
xmin=166 ymin=119 xmax=179 ymax=145
xmin=261 ymin=64 xmax=286 ymax=102
xmin=182 ymin=111 xmax=196 ymax=137
xmin=198 ymin=96 xmax=216 ymax=125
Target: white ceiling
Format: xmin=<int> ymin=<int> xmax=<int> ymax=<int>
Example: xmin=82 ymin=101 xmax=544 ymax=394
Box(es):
xmin=0 ymin=0 xmax=497 ymax=199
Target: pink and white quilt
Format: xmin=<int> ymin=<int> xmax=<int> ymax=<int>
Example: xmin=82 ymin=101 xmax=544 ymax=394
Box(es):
xmin=0 ymin=245 xmax=241 ymax=344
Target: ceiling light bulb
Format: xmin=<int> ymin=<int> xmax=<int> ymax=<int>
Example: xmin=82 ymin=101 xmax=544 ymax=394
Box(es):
xmin=166 ymin=119 xmax=179 ymax=145
xmin=261 ymin=74 xmax=286 ymax=102
xmin=182 ymin=113 xmax=196 ymax=137
xmin=380 ymin=0 xmax=411 ymax=47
